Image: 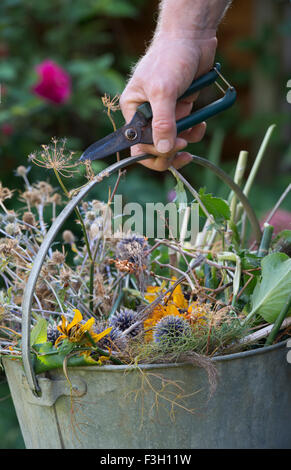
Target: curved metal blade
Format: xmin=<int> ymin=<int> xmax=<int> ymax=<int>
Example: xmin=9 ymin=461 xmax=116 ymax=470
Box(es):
xmin=79 ymin=110 xmax=153 ymax=162
xmin=79 ymin=127 xmax=131 ymax=162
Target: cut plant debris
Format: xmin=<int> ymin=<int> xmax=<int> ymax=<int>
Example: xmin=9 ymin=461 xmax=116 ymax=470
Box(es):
xmin=0 ymin=119 xmax=291 ymax=378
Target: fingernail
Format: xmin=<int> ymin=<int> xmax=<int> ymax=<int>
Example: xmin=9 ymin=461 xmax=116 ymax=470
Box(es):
xmin=156 ymin=139 xmax=172 ymax=154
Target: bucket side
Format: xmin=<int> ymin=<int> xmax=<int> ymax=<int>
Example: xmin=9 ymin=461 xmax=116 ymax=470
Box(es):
xmin=3 ymin=358 xmax=64 ymax=449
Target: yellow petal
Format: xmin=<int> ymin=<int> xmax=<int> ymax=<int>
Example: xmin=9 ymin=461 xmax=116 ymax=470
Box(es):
xmin=91 ymin=327 xmax=112 ymax=344
xmin=55 ymin=334 xmax=66 ymax=347
xmin=67 ymin=309 xmax=83 ymax=331
xmin=79 ymin=317 xmax=95 ymax=334
xmin=57 ymin=315 xmax=67 ymax=333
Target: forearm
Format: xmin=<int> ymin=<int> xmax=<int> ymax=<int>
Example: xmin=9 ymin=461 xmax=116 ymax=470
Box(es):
xmin=154 ymin=0 xmax=232 ymax=40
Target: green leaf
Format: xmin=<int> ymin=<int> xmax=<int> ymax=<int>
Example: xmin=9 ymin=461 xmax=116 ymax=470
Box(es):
xmin=198 ymin=188 xmax=231 ymax=222
xmin=30 ymin=318 xmax=48 ymax=346
xmin=32 ymin=341 xmax=97 ymax=374
xmin=249 ymin=252 xmax=291 ymax=323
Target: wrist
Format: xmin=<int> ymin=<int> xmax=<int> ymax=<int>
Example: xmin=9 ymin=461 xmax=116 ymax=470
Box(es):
xmin=155 ymin=0 xmax=230 ymax=40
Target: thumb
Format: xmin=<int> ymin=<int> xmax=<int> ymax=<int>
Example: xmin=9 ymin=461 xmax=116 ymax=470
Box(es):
xmin=150 ymin=95 xmax=177 ymax=154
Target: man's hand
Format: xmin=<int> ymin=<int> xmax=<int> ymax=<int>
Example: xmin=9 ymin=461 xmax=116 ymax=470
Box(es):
xmin=120 ymin=34 xmax=217 ymax=171
xmin=119 ymin=0 xmax=231 ymax=171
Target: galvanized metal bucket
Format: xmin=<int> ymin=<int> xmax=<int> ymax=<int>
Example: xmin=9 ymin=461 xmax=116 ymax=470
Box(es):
xmin=3 ymin=155 xmax=291 ymax=449
xmin=3 ymin=340 xmax=291 ymax=449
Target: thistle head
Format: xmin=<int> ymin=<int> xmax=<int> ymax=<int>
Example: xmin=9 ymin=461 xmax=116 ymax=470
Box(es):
xmin=153 ymin=315 xmax=191 ymax=345
xmin=93 ymin=321 xmax=127 ymax=350
xmin=115 ymin=234 xmax=149 ymax=268
xmin=109 ymin=307 xmax=142 ymax=338
xmin=47 ymin=322 xmax=62 ymax=345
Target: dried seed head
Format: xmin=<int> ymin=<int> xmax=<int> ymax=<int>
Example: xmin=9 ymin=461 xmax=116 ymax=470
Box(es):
xmin=5 ymin=222 xmax=21 ymax=236
xmin=0 ymin=238 xmax=18 ymax=257
xmin=16 ymin=166 xmax=28 ymax=177
xmin=0 ymin=182 xmax=13 ymax=202
xmin=22 ymin=188 xmax=42 ymax=206
xmin=29 ymin=138 xmax=77 ymax=178
xmin=51 ymin=250 xmax=66 ymax=265
xmin=62 ymin=230 xmax=75 ymax=244
xmin=35 ymin=181 xmax=54 ymax=197
xmin=22 ymin=211 xmax=36 ymax=227
xmin=5 ymin=212 xmax=17 ymax=223
xmin=86 ymin=211 xmax=96 ymax=222
xmin=50 ymin=193 xmax=62 ymax=205
xmin=115 ymin=234 xmax=149 ymax=268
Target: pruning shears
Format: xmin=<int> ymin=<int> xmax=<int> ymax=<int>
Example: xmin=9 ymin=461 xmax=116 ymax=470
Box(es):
xmin=79 ymin=62 xmax=236 ymax=162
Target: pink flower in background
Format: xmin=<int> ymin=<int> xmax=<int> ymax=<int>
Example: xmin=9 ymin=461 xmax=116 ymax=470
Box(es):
xmin=32 ymin=60 xmax=71 ymax=104
xmin=1 ymin=124 xmax=13 ymax=136
xmin=261 ymin=209 xmax=291 ymax=235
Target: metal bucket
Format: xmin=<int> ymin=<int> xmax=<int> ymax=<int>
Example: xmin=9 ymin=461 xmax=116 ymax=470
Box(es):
xmin=3 ymin=340 xmax=291 ymax=449
xmin=3 ymin=155 xmax=289 ymax=449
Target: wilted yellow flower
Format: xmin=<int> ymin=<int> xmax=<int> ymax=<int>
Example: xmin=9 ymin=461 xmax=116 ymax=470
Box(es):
xmin=144 ymin=279 xmax=189 ymax=341
xmin=185 ymin=301 xmax=210 ymax=327
xmin=55 ymin=309 xmax=111 ymax=347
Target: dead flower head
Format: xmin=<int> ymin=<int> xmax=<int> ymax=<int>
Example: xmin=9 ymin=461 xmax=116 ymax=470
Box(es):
xmin=0 ymin=182 xmax=14 ymax=203
xmin=102 ymin=94 xmax=120 ymax=113
xmin=0 ymin=238 xmax=19 ymax=258
xmin=28 ymin=138 xmax=78 ymax=177
xmin=55 ymin=309 xmax=112 ymax=347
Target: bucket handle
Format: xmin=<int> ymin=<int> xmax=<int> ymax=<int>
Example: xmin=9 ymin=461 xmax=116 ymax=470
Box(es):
xmin=21 ymin=153 xmax=261 ymax=395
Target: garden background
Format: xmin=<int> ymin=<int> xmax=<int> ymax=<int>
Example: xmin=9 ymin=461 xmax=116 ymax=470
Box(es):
xmin=0 ymin=0 xmax=290 ymax=448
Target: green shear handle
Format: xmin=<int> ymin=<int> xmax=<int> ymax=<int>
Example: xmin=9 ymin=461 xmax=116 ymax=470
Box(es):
xmin=137 ymin=62 xmax=236 ymax=135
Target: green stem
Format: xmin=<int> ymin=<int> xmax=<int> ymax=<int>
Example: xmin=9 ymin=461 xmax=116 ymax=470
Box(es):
xmin=85 ymin=332 xmax=124 ymax=365
xmin=229 ymin=150 xmax=248 ymax=224
xmin=89 ymin=262 xmax=95 ymax=313
xmin=53 ymin=168 xmax=93 ymax=261
xmin=264 ymin=292 xmax=291 ymax=347
xmin=235 ymin=125 xmax=276 ymax=223
xmin=243 ymin=124 xmax=276 ymax=198
xmin=257 ymin=223 xmax=274 ymax=257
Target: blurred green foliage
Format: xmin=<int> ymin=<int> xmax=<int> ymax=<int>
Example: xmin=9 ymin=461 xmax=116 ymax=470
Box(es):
xmin=0 ymin=0 xmax=145 ymax=179
xmin=0 ymin=0 xmax=290 ymax=448
xmin=0 ymin=373 xmax=25 ymax=448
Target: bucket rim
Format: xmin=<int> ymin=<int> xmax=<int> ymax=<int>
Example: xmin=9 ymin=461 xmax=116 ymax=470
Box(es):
xmin=43 ymin=338 xmax=289 ymax=374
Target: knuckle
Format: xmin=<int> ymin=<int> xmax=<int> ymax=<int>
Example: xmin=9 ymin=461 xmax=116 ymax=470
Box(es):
xmin=152 ymin=117 xmax=175 ymax=133
xmin=150 ymin=80 xmax=176 ymax=99
xmin=119 ymin=92 xmax=127 ymax=111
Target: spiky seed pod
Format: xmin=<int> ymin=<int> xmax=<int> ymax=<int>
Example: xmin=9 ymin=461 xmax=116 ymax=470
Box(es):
xmin=93 ymin=322 xmax=127 ymax=350
xmin=115 ymin=234 xmax=149 ymax=267
xmin=5 ymin=212 xmax=17 ymax=223
xmin=109 ymin=308 xmax=142 ymax=337
xmin=5 ymin=222 xmax=21 ymax=236
xmin=86 ymin=211 xmax=96 ymax=222
xmin=22 ymin=211 xmax=36 ymax=227
xmin=50 ymin=250 xmax=65 ymax=265
xmin=153 ymin=315 xmax=191 ymax=344
xmin=47 ymin=323 xmax=61 ymax=345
